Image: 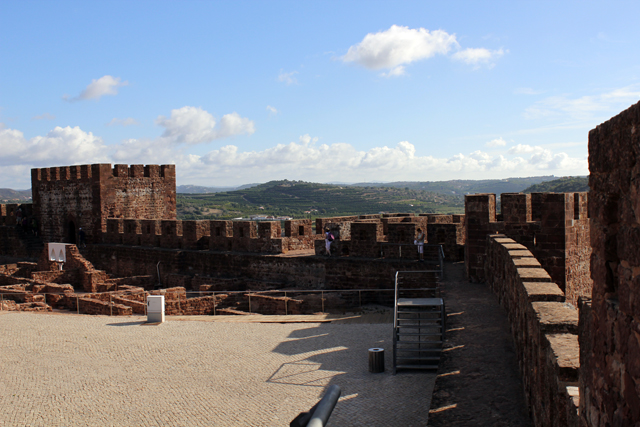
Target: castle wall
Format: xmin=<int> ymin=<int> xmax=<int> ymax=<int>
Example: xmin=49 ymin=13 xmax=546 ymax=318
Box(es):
xmin=84 ymin=244 xmax=432 ymax=292
xmin=580 ymin=100 xmax=640 ymax=426
xmin=465 ymin=192 xmax=592 ymax=305
xmin=103 ymin=218 xmax=315 ymax=254
xmin=31 ymin=164 xmax=176 ymax=244
xmin=484 ymin=234 xmax=580 ymax=427
xmin=314 ymin=213 xmax=465 ymax=260
xmin=424 ymin=214 xmax=466 ymax=261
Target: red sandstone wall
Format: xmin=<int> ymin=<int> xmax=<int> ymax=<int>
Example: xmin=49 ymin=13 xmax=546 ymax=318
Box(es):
xmin=31 ymin=164 xmax=176 ymax=244
xmin=104 ymin=218 xmax=314 ymax=254
xmin=564 ymin=193 xmax=591 ymax=307
xmin=484 ymin=234 xmax=580 ymax=427
xmin=84 ymin=244 xmax=433 ymax=292
xmin=465 ymin=192 xmax=592 ymax=303
xmin=580 ymin=100 xmax=640 ymax=426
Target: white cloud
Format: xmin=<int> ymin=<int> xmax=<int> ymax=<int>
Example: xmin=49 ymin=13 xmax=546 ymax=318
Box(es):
xmin=278 ymin=70 xmax=298 ymax=85
xmin=0 ymin=121 xmax=587 ymax=190
xmin=216 ymin=113 xmax=256 ymax=139
xmin=380 ymin=66 xmax=406 ymax=78
xmin=342 ymin=25 xmax=458 ymax=73
xmin=0 ymin=124 xmax=108 ymax=171
xmin=64 ymin=75 xmax=128 ymax=102
xmin=266 ymin=105 xmax=278 ymax=114
xmin=524 ymin=85 xmax=640 ymax=121
xmin=452 ymin=48 xmax=504 ymax=67
xmin=32 ymin=113 xmax=55 ymax=120
xmin=155 ymin=106 xmax=255 ymax=144
xmin=107 ymin=117 xmax=139 ymax=127
xmin=508 ymin=144 xmax=539 ymax=155
xmin=486 ymin=137 xmax=507 ymax=147
xmin=150 ymin=137 xmax=587 ymax=185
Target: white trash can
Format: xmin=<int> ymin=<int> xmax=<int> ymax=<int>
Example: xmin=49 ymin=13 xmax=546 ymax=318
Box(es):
xmin=147 ymin=295 xmax=165 ymax=323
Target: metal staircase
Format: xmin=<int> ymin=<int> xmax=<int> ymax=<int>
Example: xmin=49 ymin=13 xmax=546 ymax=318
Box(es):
xmin=392 ymin=246 xmax=446 ymax=374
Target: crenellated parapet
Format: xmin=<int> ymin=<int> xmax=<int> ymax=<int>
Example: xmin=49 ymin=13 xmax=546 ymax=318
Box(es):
xmin=0 ymin=203 xmax=33 ymax=226
xmin=313 ymin=213 xmax=466 ymax=260
xmin=31 ymin=163 xmax=176 ymax=245
xmin=484 ymin=234 xmax=580 ymax=427
xmin=465 ymin=192 xmax=591 ymax=305
xmin=104 ymin=218 xmax=317 ymax=254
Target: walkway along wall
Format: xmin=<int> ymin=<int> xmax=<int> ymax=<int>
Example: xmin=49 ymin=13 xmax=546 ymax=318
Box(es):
xmin=484 ymin=234 xmax=580 ymax=427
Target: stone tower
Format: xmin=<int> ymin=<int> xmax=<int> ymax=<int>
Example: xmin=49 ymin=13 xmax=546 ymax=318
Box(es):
xmin=31 ymin=164 xmax=176 ymax=244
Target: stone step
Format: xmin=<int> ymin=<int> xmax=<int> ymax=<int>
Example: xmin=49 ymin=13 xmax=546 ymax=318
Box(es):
xmin=395 ymin=364 xmax=439 ymax=370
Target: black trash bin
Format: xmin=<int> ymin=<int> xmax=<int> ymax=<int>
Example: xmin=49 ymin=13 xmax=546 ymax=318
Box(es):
xmin=369 ymin=348 xmax=384 ymax=373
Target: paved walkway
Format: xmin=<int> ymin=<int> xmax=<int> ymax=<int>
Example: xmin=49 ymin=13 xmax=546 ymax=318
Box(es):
xmin=427 ymin=262 xmax=533 ymax=427
xmin=0 ymin=311 xmax=434 ymax=427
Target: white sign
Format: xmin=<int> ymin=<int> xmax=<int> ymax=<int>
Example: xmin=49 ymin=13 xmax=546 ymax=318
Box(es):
xmin=48 ymin=243 xmax=69 ymax=262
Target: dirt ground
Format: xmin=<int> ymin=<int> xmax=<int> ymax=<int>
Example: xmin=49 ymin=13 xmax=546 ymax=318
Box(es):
xmin=427 ymin=262 xmax=533 ymax=427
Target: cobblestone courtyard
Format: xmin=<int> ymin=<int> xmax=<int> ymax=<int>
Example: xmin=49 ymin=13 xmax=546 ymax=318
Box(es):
xmin=0 ymin=312 xmax=435 ymax=426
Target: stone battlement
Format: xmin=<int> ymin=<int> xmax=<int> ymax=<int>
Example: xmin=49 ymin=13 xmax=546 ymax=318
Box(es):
xmin=30 ymin=163 xmax=177 ymax=244
xmin=465 ymin=192 xmax=591 ymax=306
xmin=31 ymin=164 xmax=175 ymax=182
xmin=484 ymin=234 xmax=580 ymax=427
xmin=315 ymin=213 xmax=465 ymax=260
xmin=104 ymin=218 xmax=314 ymax=253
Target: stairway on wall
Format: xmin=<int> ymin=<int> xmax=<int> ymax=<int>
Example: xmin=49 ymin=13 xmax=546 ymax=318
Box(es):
xmin=393 ymin=265 xmax=445 ymax=374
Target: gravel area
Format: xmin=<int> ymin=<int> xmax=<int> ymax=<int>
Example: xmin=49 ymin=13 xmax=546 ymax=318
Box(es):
xmin=0 ymin=312 xmax=435 ymax=426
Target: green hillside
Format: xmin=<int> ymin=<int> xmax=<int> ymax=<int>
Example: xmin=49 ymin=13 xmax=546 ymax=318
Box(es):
xmin=0 ymin=188 xmax=31 ymax=203
xmin=177 ymin=180 xmax=464 ymax=220
xmin=522 ymin=176 xmax=589 ymax=193
xmin=351 ymin=176 xmax=555 ymax=195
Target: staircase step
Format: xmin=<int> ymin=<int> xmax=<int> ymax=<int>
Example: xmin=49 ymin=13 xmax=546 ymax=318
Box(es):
xmin=397 ymin=339 xmax=443 ymax=344
xmin=395 ymin=364 xmax=439 ymax=370
xmin=397 ymin=333 xmax=442 ymax=338
xmin=395 ymin=348 xmax=442 ymax=353
xmin=396 ymin=356 xmax=441 ymax=361
xmin=397 ymin=310 xmax=442 ymax=314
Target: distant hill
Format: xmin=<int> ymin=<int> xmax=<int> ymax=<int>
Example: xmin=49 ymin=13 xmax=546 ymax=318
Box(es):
xmin=0 ymin=188 xmax=31 ymax=202
xmin=522 ymin=176 xmax=589 ymax=193
xmin=177 ymin=183 xmax=260 ymax=193
xmin=350 ymin=176 xmax=556 ymax=196
xmin=177 ymin=179 xmax=465 ymax=220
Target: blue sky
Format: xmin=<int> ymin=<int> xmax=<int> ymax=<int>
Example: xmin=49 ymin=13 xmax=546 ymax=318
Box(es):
xmin=1 ymin=1 xmax=639 ymax=189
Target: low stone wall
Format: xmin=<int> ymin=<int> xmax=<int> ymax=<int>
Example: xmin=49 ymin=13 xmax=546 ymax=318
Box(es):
xmin=85 ymin=244 xmax=433 ymax=292
xmin=246 ymin=293 xmax=304 ymax=315
xmin=484 ymin=234 xmax=580 ymax=427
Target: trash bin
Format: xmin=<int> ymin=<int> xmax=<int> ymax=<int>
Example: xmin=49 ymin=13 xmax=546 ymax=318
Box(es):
xmin=147 ymin=295 xmax=165 ymax=323
xmin=369 ymin=348 xmax=384 ymax=373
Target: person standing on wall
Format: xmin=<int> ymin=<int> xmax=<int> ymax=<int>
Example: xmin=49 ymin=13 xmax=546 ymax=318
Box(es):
xmin=78 ymin=228 xmax=86 ymax=248
xmin=416 ymin=228 xmax=425 ymax=262
xmin=325 ymin=228 xmax=334 ymax=256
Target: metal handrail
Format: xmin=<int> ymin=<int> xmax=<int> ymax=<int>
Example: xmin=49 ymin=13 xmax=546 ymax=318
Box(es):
xmin=392 ymin=266 xmax=444 ymax=374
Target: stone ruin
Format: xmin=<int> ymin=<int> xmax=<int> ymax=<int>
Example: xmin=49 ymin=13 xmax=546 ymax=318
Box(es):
xmin=0 ymin=243 xmax=396 ymax=316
